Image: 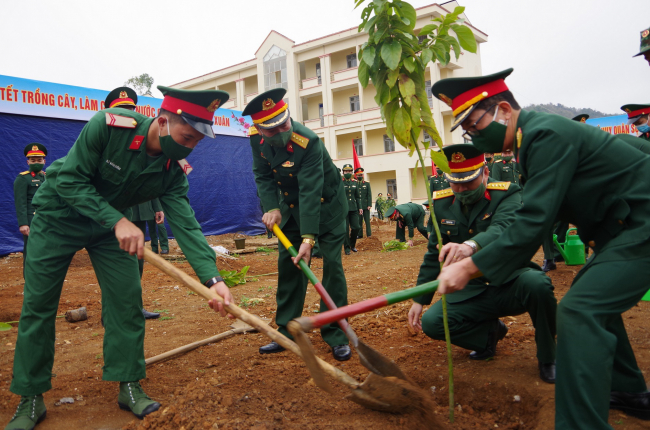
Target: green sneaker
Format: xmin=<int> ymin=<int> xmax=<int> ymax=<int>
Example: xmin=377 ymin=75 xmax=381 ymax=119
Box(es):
xmin=5 ymin=395 xmax=46 ymax=430
xmin=117 ymin=382 xmax=160 ymax=419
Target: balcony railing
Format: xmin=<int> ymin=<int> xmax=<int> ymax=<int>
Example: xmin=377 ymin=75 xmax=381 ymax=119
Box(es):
xmin=330 ymin=66 xmax=358 ymax=83
xmin=333 ymin=107 xmax=381 ymax=125
xmin=222 ymin=98 xmax=237 ymax=109
xmin=300 ymin=76 xmax=321 ymax=91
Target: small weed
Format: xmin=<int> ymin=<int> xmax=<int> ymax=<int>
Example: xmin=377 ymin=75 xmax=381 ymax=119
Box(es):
xmin=153 ymin=309 xmax=170 ymax=314
xmin=95 ymin=354 xmax=102 ymax=359
xmin=257 ymin=287 xmax=265 ymax=292
xmin=383 ymin=287 xmax=387 ymax=291
xmin=403 ymin=279 xmax=408 ymax=284
xmin=256 ymin=247 xmax=276 ymax=253
xmin=159 ymin=316 xmax=174 ymax=321
xmin=92 ymin=332 xmax=100 ymax=337
xmin=187 ymin=291 xmax=197 ymax=296
xmin=615 ymin=419 xmax=624 ymax=425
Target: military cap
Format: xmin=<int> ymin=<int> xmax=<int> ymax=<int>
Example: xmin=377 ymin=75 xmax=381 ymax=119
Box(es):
xmin=572 ymin=114 xmax=589 ymax=123
xmin=621 ymin=104 xmax=650 ymax=124
xmin=104 ymin=87 xmax=137 ymax=110
xmin=342 ymin=164 xmax=354 ymax=171
xmin=158 ymin=85 xmax=230 ymax=139
xmin=383 ymin=206 xmax=399 ymax=218
xmin=24 ymin=143 xmax=47 ymax=157
xmin=432 ymin=68 xmax=514 ymax=131
xmin=633 ymin=27 xmax=650 ymax=57
xmin=354 ymin=167 xmax=364 ymax=173
xmin=442 ymin=144 xmax=485 ymax=184
xmin=242 ymin=88 xmax=289 ymax=130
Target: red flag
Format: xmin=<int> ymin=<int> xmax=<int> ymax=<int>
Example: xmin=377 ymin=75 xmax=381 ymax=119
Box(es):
xmin=352 ymin=139 xmax=361 ymax=172
xmin=431 ymin=162 xmax=437 ymax=177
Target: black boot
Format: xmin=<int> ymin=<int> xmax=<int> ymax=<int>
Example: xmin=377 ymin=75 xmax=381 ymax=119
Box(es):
xmin=259 ymin=341 xmax=285 ymax=354
xmin=470 ymin=320 xmax=508 ymax=360
xmin=142 ymin=309 xmax=160 ymax=319
xmin=332 ymin=345 xmax=351 ymax=361
xmin=610 ymin=391 xmax=650 ymax=420
xmin=541 ymin=259 xmax=556 ymax=272
xmin=538 ymin=361 xmax=556 ymax=384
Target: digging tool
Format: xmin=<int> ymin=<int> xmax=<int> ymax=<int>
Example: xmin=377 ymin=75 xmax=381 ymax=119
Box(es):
xmin=142 ymin=248 xmax=417 ymax=412
xmin=272 ymin=224 xmax=408 ymax=380
xmin=145 ymin=319 xmax=260 ymax=366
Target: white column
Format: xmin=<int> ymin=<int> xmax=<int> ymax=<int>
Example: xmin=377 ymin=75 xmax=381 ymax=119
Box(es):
xmin=235 ymin=79 xmax=245 ymax=110
xmin=395 ymin=169 xmax=412 ymax=204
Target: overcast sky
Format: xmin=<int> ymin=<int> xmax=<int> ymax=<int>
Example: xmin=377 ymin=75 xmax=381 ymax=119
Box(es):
xmin=2 ymin=0 xmax=647 ymax=114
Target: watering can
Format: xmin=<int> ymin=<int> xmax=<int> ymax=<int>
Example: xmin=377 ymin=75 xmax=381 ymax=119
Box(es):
xmin=553 ymin=228 xmax=586 ymax=265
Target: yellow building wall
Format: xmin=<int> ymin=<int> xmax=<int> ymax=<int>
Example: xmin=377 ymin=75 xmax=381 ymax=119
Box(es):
xmin=244 ymin=76 xmax=258 ymax=94
xmin=332 ymin=87 xmax=359 ymax=115
xmin=219 ymin=82 xmax=237 ymax=99
xmin=362 ymin=84 xmax=377 ymax=109
xmin=306 ymin=96 xmax=324 ymax=121
xmin=367 ymin=170 xmax=397 ymax=205
xmin=303 ymin=58 xmax=321 ymax=80
xmin=331 ymin=49 xmax=357 ymax=72
xmin=409 ymin=166 xmax=432 ymax=202
xmin=336 ymin=132 xmax=362 ymax=159
xmin=366 ymin=128 xmax=388 ymax=155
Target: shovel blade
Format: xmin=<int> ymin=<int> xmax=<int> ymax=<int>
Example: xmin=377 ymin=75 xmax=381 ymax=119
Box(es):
xmin=288 ymin=322 xmax=334 ymax=394
xmin=347 ymin=373 xmax=418 ymax=413
xmin=356 ymin=339 xmax=410 ymax=381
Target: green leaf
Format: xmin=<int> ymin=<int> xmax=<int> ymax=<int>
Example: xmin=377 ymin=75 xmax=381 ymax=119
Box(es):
xmin=386 ymin=67 xmax=400 ymax=88
xmin=374 ymin=18 xmax=389 ymax=43
xmin=421 ymin=48 xmax=433 ymax=66
xmin=451 ymin=24 xmax=478 ymax=53
xmin=410 ymin=96 xmax=421 ymax=126
xmin=403 ymin=57 xmax=415 ymax=73
xmin=358 ymin=61 xmax=369 ymax=87
xmin=397 ymin=1 xmax=417 ymax=30
xmin=393 ymin=108 xmax=412 ymax=145
xmin=419 ymin=24 xmax=438 ymax=36
xmin=362 ymin=46 xmax=376 ymax=66
xmin=431 ymin=150 xmax=451 ymax=174
xmin=0 ymin=322 xmax=12 ymax=331
xmin=354 ymin=0 xmax=366 ymax=9
xmin=398 ymin=74 xmax=416 ymax=100
xmin=441 ymin=35 xmax=461 ymax=60
xmin=412 ymin=158 xmax=419 ymax=185
xmin=381 ymin=39 xmax=402 ymax=70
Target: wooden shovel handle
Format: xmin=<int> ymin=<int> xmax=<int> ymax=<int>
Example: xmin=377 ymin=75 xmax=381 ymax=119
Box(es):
xmin=142 ymin=248 xmax=359 ymax=387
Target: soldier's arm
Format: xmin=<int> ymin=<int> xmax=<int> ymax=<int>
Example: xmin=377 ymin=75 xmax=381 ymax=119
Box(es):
xmin=616 ymin=133 xmax=650 ymax=154
xmin=405 ymin=213 xmax=415 ymax=238
xmin=296 ymin=137 xmax=324 ymax=236
xmin=158 ymin=171 xmax=220 ymax=283
xmin=151 ymin=198 xmax=163 ymax=213
xmin=366 ymin=183 xmax=372 ymax=208
xmin=13 ymin=176 xmax=29 ymax=226
xmin=472 ymin=184 xmax=522 ymax=250
xmin=250 ymin=139 xmax=280 ymax=212
xmin=355 ymin=183 xmax=362 ymax=209
xmin=491 ymin=164 xmax=501 ymax=180
xmin=54 ymin=112 xmax=124 ymax=228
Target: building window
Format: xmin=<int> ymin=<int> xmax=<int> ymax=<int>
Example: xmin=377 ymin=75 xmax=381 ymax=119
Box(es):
xmin=353 ymin=138 xmax=363 ymax=156
xmin=425 ymin=80 xmax=433 ymax=108
xmin=319 ymin=103 xmax=324 ymax=127
xmin=350 ymin=95 xmax=360 ymax=112
xmin=383 ymin=134 xmax=395 ymax=152
xmin=346 ymin=53 xmax=358 ymax=68
xmin=263 ymin=45 xmax=288 ymax=91
xmin=423 ymin=131 xmax=431 ymax=142
xmin=316 ymin=63 xmax=321 ymax=85
xmin=418 ymin=35 xmax=427 ymax=45
xmin=387 ymin=179 xmax=397 ymax=200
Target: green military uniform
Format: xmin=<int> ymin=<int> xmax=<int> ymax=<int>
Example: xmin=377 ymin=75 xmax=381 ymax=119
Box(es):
xmin=621 ymin=104 xmax=650 ymax=141
xmin=355 ymin=168 xmax=372 ymax=238
xmin=429 ymin=170 xmax=449 ymax=192
xmin=10 ymin=88 xmax=229 ymax=400
xmin=633 ymin=26 xmax=650 ymax=59
xmin=244 ymin=89 xmax=348 ymax=349
xmin=386 ymin=196 xmax=396 ymax=208
xmin=415 ymin=180 xmax=556 ymax=365
xmin=13 ymin=143 xmax=47 ymax=276
xmin=490 ymin=159 xmax=520 ymax=185
xmin=342 ymin=166 xmax=362 ymax=253
xmin=385 ymin=202 xmax=429 ymax=242
xmin=433 ymin=68 xmax=650 ymax=429
xmin=130 ymin=199 xmax=168 ymax=275
xmin=374 ymin=195 xmax=386 ymax=220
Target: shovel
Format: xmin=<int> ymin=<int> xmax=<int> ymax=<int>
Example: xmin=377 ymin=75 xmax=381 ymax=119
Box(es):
xmin=272 ymin=224 xmax=408 ymax=379
xmin=141 ymin=248 xmax=422 ymax=413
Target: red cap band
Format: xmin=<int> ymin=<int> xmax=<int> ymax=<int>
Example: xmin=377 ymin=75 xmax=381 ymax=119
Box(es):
xmin=26 ymin=150 xmax=46 ymax=157
xmin=627 ymin=107 xmax=650 ymax=118
xmin=251 ymin=99 xmax=286 ymax=122
xmin=448 ymin=153 xmax=486 ymax=173
xmin=161 ymin=95 xmax=214 ymax=121
xmin=109 ymin=98 xmax=135 ymax=108
xmin=452 ymin=79 xmax=509 ymax=116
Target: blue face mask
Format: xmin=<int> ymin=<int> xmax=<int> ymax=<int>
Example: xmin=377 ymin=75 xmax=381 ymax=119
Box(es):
xmin=637 ymin=124 xmax=650 ymax=134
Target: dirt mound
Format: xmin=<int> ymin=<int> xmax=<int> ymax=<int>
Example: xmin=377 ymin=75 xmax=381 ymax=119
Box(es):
xmin=356 ymin=236 xmax=383 ymax=252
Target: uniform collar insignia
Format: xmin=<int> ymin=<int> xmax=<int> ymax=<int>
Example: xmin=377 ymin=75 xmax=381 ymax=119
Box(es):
xmin=281 ymin=161 xmax=294 ymax=167
xmin=516 ymin=127 xmax=523 ymax=149
xmin=481 ymin=212 xmax=492 ymax=220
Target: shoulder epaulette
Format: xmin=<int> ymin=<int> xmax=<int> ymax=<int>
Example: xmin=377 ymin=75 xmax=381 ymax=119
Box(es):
xmin=487 ymin=181 xmax=511 ymax=191
xmin=105 ymin=112 xmax=137 ymax=129
xmin=177 ymin=159 xmax=193 ymax=176
xmin=19 ymin=171 xmax=30 ymax=175
xmin=290 ymin=132 xmax=309 ymax=149
xmin=247 ymin=127 xmax=259 ymax=136
xmin=433 ymin=188 xmax=454 ymax=199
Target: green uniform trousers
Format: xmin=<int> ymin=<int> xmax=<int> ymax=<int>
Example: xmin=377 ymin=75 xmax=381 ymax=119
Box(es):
xmin=357 ymin=209 xmax=372 ymax=238
xmin=21 ymin=215 xmax=34 ymax=278
xmin=344 ymin=210 xmax=360 ymax=252
xmin=542 ymin=221 xmax=569 ymax=260
xmin=11 ymin=205 xmax=145 ymax=396
xmin=555 ymin=242 xmax=649 ymax=429
xmin=275 ymin=216 xmax=348 ymax=347
xmin=421 ymin=269 xmax=557 ymax=363
xmin=396 ymin=218 xmax=428 ymax=242
xmin=133 ymin=220 xmax=169 ymax=278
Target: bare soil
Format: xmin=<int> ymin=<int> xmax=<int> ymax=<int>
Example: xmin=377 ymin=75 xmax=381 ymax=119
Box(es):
xmin=1 ymin=222 xmax=649 ymax=429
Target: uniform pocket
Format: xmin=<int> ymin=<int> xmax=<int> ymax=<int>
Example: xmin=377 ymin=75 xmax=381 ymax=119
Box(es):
xmin=440 ymin=225 xmax=458 ymax=237
xmin=100 ymin=160 xmax=125 ymax=185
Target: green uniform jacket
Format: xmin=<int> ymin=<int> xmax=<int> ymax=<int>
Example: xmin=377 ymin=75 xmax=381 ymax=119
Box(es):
xmin=414 ymin=180 xmax=537 ymax=305
xmin=374 ymin=197 xmax=386 ymax=212
xmin=617 ymin=133 xmax=650 ymax=153
xmin=386 ymin=198 xmax=396 ymax=208
xmin=250 ymin=119 xmax=346 ymax=236
xmin=393 ymin=202 xmax=426 ymax=238
xmin=490 ymin=160 xmax=520 ymax=185
xmin=343 ymin=179 xmax=362 ymax=212
xmin=14 ymin=170 xmax=46 ymax=226
xmin=429 ymin=174 xmax=449 ymax=192
xmin=131 ymin=198 xmax=162 ymax=222
xmin=473 ymin=110 xmax=650 ymax=284
xmin=32 ymin=108 xmax=219 ymax=282
xmin=358 ymin=180 xmax=372 ymax=209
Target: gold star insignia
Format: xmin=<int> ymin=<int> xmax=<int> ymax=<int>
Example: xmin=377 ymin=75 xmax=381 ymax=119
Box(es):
xmin=438 ymin=93 xmax=453 ymax=107
xmin=207 ymin=99 xmax=221 ymax=113
xmin=262 ymin=98 xmax=276 ymax=111
xmin=119 ymin=91 xmax=128 ymax=99
xmin=451 ymin=152 xmax=466 ymax=163
xmin=32 ymin=145 xmax=38 ymax=151
xmin=643 ymin=30 xmax=649 ymax=38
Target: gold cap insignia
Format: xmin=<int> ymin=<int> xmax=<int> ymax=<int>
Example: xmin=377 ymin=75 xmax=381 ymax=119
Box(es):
xmin=451 ymin=152 xmax=466 ymax=163
xmin=439 ymin=93 xmax=453 ymax=107
xmin=207 ymin=99 xmax=221 ymax=113
xmin=625 ymin=108 xmax=631 ymax=113
xmin=643 ymin=30 xmax=649 ymax=38
xmin=119 ymin=91 xmax=128 ymax=99
xmin=262 ymin=98 xmax=276 ymax=111
xmin=580 ymin=117 xmax=586 ymax=123
xmin=32 ymin=145 xmax=38 ymax=151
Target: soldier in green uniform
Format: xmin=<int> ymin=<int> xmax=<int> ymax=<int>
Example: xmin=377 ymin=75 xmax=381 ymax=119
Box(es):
xmin=489 ymin=148 xmax=520 ymax=185
xmin=634 ymin=27 xmax=650 ymax=66
xmin=242 ymin=88 xmax=351 ymax=362
xmin=430 ymin=167 xmax=449 ymax=191
xmin=13 ymin=143 xmax=47 ymax=277
xmin=431 ymin=68 xmax=650 ymax=428
xmin=355 ymin=167 xmax=372 ymax=238
xmin=341 ymin=164 xmax=363 ymax=254
xmin=409 ymin=145 xmax=556 ymax=382
xmin=386 ymin=192 xmax=396 ymax=208
xmin=621 ymin=104 xmax=650 ymax=141
xmin=375 ymin=193 xmax=386 ymax=220
xmin=5 ymin=87 xmax=235 ymax=430
xmin=485 ymin=153 xmax=494 ymax=175
xmin=385 ymin=202 xmax=429 ymax=246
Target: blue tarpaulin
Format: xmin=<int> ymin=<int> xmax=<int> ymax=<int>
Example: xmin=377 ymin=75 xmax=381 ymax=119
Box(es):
xmin=0 ymin=112 xmax=264 ymax=255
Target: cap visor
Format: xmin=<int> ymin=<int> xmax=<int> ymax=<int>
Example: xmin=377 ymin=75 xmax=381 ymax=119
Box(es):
xmin=451 ymin=105 xmax=477 ymax=132
xmin=444 ymin=167 xmax=483 ymax=184
xmin=256 ymin=109 xmax=290 ymax=130
xmin=183 ymin=116 xmax=215 ymax=138
xmin=627 ymin=115 xmax=642 ymax=125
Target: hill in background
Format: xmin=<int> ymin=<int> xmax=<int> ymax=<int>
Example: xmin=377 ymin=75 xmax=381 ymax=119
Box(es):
xmin=523 ymin=103 xmax=617 ymax=119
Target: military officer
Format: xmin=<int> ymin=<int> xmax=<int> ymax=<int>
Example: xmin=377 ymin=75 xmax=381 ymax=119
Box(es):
xmin=634 ymin=27 xmax=650 ymax=66
xmin=5 ymin=86 xmax=235 ymax=430
xmin=621 ymin=104 xmax=650 ymax=141
xmin=342 ymin=164 xmax=363 ymax=254
xmin=430 ymin=167 xmax=449 ymax=192
xmin=490 ymin=148 xmax=520 ymax=185
xmin=355 ymin=167 xmax=372 ymax=238
xmin=385 ymin=202 xmax=429 ymax=246
xmin=409 ymin=144 xmax=556 ymax=382
xmin=485 ymin=153 xmax=494 ymax=175
xmin=431 ymin=68 xmax=650 ymax=428
xmin=13 ymin=143 xmax=47 ymax=277
xmin=386 ymin=192 xmax=396 ymax=208
xmin=375 ymin=193 xmax=386 ymax=220
xmin=243 ymin=88 xmax=351 ymax=362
